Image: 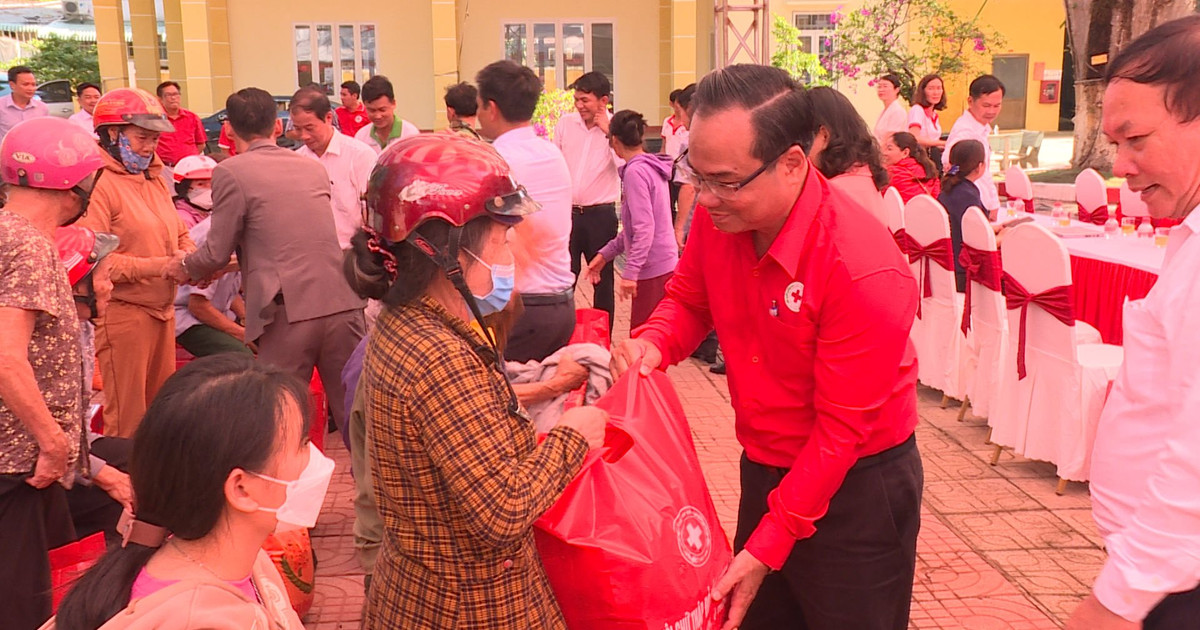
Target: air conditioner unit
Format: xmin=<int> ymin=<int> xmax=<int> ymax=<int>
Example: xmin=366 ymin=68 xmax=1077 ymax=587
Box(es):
xmin=62 ymin=1 xmax=94 ymax=22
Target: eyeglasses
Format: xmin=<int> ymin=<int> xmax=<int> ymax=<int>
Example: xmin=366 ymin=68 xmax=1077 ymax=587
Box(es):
xmin=673 ymin=143 xmax=799 ymax=201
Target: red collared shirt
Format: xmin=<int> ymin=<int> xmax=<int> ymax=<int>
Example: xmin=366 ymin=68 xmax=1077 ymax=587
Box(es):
xmin=335 ymin=104 xmax=370 ymax=137
xmin=157 ymin=109 xmax=206 ymax=166
xmin=634 ymin=166 xmax=920 ymax=570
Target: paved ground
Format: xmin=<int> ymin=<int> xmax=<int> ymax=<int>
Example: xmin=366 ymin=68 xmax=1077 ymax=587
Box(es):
xmin=303 ymin=289 xmax=1103 ymax=629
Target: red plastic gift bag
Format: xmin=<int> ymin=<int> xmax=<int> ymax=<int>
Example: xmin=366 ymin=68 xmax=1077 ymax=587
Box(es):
xmin=535 ymin=366 xmax=731 ymax=630
xmin=262 ymin=527 xmax=316 ymax=617
xmin=48 ymin=532 xmax=107 ymax=612
xmin=308 ymin=370 xmax=326 ymax=452
xmin=568 ymin=308 xmax=611 ymax=347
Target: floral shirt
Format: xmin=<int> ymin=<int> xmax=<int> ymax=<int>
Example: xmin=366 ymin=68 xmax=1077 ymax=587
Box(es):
xmin=0 ymin=210 xmax=83 ymax=479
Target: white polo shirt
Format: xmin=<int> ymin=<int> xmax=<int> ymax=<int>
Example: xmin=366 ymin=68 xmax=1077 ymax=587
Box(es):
xmin=553 ymin=112 xmax=620 ymax=206
xmin=907 ymin=105 xmax=941 ymax=145
xmin=355 ymin=115 xmax=420 ymax=155
xmin=295 ymin=131 xmax=377 ymax=249
xmin=493 ymin=125 xmax=575 ymax=295
xmin=943 ymin=110 xmax=999 ymax=211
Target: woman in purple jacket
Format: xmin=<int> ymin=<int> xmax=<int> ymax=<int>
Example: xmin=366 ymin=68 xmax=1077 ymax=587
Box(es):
xmin=586 ymin=110 xmax=678 ymax=329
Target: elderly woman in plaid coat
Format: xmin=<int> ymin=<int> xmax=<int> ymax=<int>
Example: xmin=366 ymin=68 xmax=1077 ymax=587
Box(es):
xmin=345 ymin=135 xmax=607 ymax=628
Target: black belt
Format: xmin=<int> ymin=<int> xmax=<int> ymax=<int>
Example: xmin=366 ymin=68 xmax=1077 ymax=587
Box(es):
xmin=572 ymin=202 xmax=616 ymax=215
xmin=765 ymin=433 xmax=916 ymax=476
xmin=521 ymin=290 xmax=573 ymax=306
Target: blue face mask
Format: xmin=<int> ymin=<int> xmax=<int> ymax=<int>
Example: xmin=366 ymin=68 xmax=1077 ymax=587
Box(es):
xmin=118 ymin=133 xmax=152 ymax=174
xmin=464 ymin=249 xmax=515 ymax=316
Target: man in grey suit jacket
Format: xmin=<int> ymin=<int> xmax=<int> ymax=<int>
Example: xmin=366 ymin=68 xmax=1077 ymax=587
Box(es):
xmin=167 ymin=87 xmax=365 ymax=436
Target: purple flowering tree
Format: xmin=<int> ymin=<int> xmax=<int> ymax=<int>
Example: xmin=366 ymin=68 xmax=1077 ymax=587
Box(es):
xmin=824 ymin=0 xmax=1003 ymax=100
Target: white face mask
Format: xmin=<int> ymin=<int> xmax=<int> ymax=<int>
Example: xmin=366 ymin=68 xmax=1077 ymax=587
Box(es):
xmin=251 ymin=442 xmax=335 ymax=529
xmin=188 ymin=187 xmax=213 ymax=210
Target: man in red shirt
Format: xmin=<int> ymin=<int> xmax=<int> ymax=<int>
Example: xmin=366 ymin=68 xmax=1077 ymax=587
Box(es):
xmin=335 ymin=80 xmax=370 ymax=137
xmin=612 ymin=64 xmax=922 ymax=630
xmin=154 ymin=81 xmax=206 ymax=167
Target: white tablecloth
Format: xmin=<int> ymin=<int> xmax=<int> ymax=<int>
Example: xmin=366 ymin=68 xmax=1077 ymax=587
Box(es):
xmin=997 ymin=213 xmax=1166 ymax=274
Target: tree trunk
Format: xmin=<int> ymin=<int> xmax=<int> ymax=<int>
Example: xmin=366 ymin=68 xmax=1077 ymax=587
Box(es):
xmin=1066 ymin=0 xmax=1195 ymax=171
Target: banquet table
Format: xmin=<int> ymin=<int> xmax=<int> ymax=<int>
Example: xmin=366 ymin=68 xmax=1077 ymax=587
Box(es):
xmin=995 ymin=212 xmax=1165 ymax=344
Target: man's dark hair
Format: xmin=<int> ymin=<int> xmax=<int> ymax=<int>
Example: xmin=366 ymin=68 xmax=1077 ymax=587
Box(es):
xmin=968 ymin=74 xmax=1005 ymax=99
xmin=225 ymin=87 xmax=277 ymax=139
xmin=475 ymin=60 xmax=541 ymax=123
xmin=156 ymin=81 xmax=181 ymax=98
xmin=912 ymin=74 xmax=947 ymax=111
xmin=7 ymin=65 xmax=33 ymax=84
xmin=361 ymin=75 xmax=395 ymax=104
xmin=676 ymin=83 xmax=697 ymax=113
xmin=289 ymin=87 xmax=332 ymax=121
xmin=805 ymin=86 xmax=889 ymax=190
xmin=569 ymin=71 xmax=611 ymax=99
xmin=340 ymin=80 xmax=360 ymax=96
xmin=76 ymin=82 xmax=101 ymax=98
xmin=668 ymin=88 xmax=682 ymax=104
xmin=443 ymin=82 xmax=478 ymax=117
xmin=1107 ymin=14 xmax=1200 ymax=123
xmin=692 ymin=65 xmax=814 ymax=162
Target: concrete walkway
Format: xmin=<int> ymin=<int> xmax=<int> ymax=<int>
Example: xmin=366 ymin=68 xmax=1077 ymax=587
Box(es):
xmin=304 ymin=288 xmax=1102 ymax=629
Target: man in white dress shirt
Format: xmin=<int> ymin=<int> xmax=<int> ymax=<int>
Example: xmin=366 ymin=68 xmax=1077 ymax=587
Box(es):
xmin=1066 ymin=14 xmax=1200 ymax=630
xmin=354 ymin=75 xmax=420 ymax=155
xmin=554 ymin=71 xmax=621 ymax=329
xmin=290 ymin=87 xmax=377 ymax=250
xmin=68 ymin=83 xmax=101 ymax=135
xmin=476 ymin=61 xmax=576 ymax=361
xmin=942 ymin=75 xmax=1004 ymax=213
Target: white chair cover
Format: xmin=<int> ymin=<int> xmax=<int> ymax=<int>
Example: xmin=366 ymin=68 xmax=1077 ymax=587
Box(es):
xmin=905 ymin=194 xmax=964 ymax=398
xmin=1119 ymin=181 xmax=1150 ymax=218
xmin=1004 ymin=165 xmax=1033 ymax=203
xmin=957 ymin=206 xmax=1005 ymax=418
xmin=989 ymin=223 xmax=1123 ymax=481
xmin=884 ymin=186 xmax=905 ymax=233
xmin=1075 ymin=168 xmax=1108 ymax=213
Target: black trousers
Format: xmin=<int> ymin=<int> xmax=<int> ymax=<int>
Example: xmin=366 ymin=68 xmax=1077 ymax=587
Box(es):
xmin=0 ymin=474 xmax=76 ymax=630
xmin=1144 ymin=584 xmax=1200 ymax=629
xmin=505 ymin=296 xmax=576 ymax=363
xmin=733 ymin=435 xmax=923 ymax=630
xmin=66 ymin=436 xmax=133 ymax=544
xmin=569 ymin=203 xmax=618 ymax=330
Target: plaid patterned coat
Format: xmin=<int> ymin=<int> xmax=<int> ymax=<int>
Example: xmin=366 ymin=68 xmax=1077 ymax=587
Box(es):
xmin=361 ymin=297 xmax=589 ymax=629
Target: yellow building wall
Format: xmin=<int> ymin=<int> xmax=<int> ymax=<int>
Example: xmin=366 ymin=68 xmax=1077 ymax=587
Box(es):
xmin=224 ymin=0 xmax=435 ymax=127
xmin=941 ymin=0 xmax=1065 ymax=133
xmin=456 ymin=0 xmax=662 ymax=124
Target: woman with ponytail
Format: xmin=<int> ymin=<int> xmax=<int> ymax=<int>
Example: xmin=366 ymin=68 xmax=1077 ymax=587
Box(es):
xmin=882 ymin=131 xmax=941 ymax=202
xmin=805 ymin=87 xmax=890 ymax=223
xmin=344 ymin=135 xmax=606 ymax=628
xmin=937 ymin=139 xmax=988 ymax=292
xmin=49 ymin=353 xmax=324 ymax=629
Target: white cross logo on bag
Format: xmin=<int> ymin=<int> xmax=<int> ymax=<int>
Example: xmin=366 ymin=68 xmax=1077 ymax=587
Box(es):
xmin=674 ymin=506 xmax=712 ymax=567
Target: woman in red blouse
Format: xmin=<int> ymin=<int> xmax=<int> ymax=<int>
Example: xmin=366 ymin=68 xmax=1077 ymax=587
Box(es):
xmin=882 ymin=131 xmax=941 ymax=202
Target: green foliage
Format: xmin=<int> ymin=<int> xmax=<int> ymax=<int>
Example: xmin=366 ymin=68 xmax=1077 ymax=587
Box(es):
xmin=23 ymin=35 xmax=100 ymax=87
xmin=770 ymin=14 xmax=831 ymax=87
xmin=532 ymin=88 xmax=575 ymax=140
xmin=825 ymin=0 xmax=1003 ymax=100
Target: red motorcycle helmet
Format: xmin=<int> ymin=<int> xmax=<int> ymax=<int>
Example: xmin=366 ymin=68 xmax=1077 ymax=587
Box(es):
xmin=92 ymin=87 xmax=174 ymax=133
xmin=55 ymin=226 xmax=120 ymax=286
xmin=364 ymin=134 xmax=539 ymax=244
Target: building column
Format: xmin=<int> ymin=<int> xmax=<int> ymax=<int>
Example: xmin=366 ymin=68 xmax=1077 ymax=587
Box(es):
xmin=93 ymin=0 xmax=129 ymax=91
xmin=660 ymin=0 xmax=700 ymax=121
xmin=158 ymin=0 xmax=231 ymax=115
xmin=128 ymin=0 xmax=160 ymax=93
xmin=430 ymin=0 xmax=458 ymax=130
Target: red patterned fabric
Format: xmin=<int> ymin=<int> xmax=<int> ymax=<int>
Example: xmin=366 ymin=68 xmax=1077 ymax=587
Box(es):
xmin=1076 ymin=202 xmax=1110 ymax=225
xmin=902 ymin=234 xmax=954 ymax=318
xmin=1069 ymin=256 xmax=1158 ymax=344
xmin=958 ymin=244 xmax=1002 ymax=335
xmin=1001 ymin=273 xmax=1076 ymax=380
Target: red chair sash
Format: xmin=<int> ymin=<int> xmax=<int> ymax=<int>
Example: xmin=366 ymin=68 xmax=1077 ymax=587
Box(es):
xmin=903 ymin=233 xmax=954 ymax=319
xmin=1021 ymin=198 xmax=1034 ymax=213
xmin=892 ymin=228 xmax=910 ymax=257
xmin=958 ymin=245 xmax=1002 ymax=335
xmin=1076 ymin=202 xmax=1109 ymax=225
xmin=1001 ymin=272 xmax=1076 ymax=380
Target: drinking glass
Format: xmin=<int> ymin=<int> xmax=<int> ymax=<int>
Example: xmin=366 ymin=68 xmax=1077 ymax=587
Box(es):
xmin=1121 ymin=217 xmax=1137 ymax=236
xmin=1155 ymin=227 xmax=1170 ymax=247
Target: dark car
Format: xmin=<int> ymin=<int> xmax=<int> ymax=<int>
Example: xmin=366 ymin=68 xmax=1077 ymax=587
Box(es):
xmin=201 ymin=95 xmax=296 ymax=154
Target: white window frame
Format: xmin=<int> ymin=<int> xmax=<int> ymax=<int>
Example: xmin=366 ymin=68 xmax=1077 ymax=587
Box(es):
xmin=292 ymin=22 xmax=378 ymax=90
xmin=791 ymin=12 xmax=836 ymax=86
xmin=500 ymin=19 xmax=616 ymax=91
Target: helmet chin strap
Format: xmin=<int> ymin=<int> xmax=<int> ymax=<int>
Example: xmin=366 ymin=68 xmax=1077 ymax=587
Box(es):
xmin=407 ymin=226 xmax=524 ymax=417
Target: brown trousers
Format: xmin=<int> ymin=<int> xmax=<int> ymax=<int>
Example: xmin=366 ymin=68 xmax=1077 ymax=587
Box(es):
xmin=255 ymin=305 xmax=365 ymax=435
xmin=95 ymin=301 xmax=176 ymax=438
